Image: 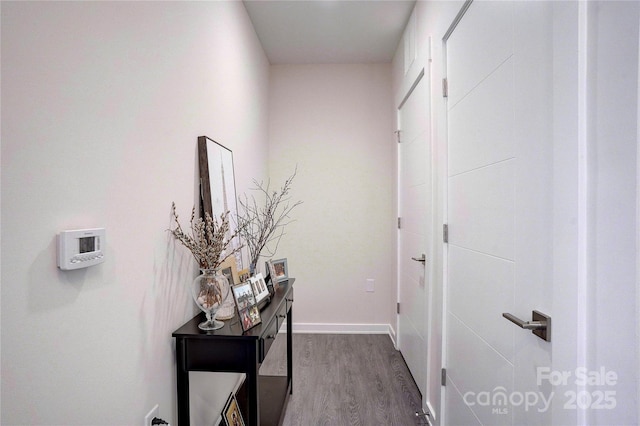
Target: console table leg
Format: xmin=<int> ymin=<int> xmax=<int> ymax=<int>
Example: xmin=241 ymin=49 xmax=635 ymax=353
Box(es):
xmin=288 ymin=305 xmax=293 ymax=395
xmin=246 ymin=344 xmax=260 ymax=426
xmin=176 ymin=338 xmax=190 ymax=425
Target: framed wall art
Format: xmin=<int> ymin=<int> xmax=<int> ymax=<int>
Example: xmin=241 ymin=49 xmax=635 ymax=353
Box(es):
xmin=198 ymin=135 xmax=243 ymax=270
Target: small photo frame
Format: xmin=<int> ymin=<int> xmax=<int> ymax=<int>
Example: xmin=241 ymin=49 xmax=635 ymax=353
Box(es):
xmin=221 ymin=267 xmax=234 ymax=286
xmin=219 ymin=255 xmax=239 ymax=285
xmin=223 ymin=393 xmax=245 ymax=426
xmin=265 ymin=260 xmax=276 ymax=278
xmin=239 ymin=305 xmax=261 ymax=332
xmin=238 ymin=268 xmax=250 ymax=283
xmin=272 ymin=258 xmax=289 ymax=282
xmin=265 ymin=260 xmax=279 ymax=290
xmin=250 ymin=273 xmax=270 ymax=304
xmin=232 ymin=281 xmax=256 ymax=311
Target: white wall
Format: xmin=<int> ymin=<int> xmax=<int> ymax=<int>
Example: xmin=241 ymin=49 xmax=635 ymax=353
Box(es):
xmin=268 ymin=64 xmax=397 ymax=333
xmin=1 ymin=2 xmax=269 ymax=425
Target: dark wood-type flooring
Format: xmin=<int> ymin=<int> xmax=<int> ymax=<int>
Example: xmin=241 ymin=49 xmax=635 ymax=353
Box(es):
xmin=259 ymin=334 xmax=423 ymax=426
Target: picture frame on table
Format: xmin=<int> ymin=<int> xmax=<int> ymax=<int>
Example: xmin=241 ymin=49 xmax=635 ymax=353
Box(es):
xmin=223 ymin=393 xmax=245 ymax=426
xmin=219 ymin=255 xmax=240 ymax=285
xmin=232 ymin=281 xmax=256 ymax=311
xmin=250 ymin=273 xmax=270 ymax=304
xmin=232 ymin=281 xmax=261 ymax=332
xmin=238 ymin=305 xmax=261 ymax=332
xmin=265 ymin=259 xmax=279 ymax=290
xmin=221 ymin=267 xmax=234 ymax=285
xmin=272 ymin=258 xmax=289 ymax=282
xmin=238 ymin=268 xmax=250 ymax=283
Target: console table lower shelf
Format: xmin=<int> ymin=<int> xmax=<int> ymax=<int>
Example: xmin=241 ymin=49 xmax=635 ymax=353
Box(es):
xmin=173 ymin=280 xmax=294 ymax=426
xmin=253 ymin=375 xmax=291 ymax=426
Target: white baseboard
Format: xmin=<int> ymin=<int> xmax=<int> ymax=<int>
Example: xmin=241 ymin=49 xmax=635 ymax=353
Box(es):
xmin=388 ymin=326 xmax=397 ymax=347
xmin=279 ymin=321 xmax=394 ymax=338
xmin=426 ymin=401 xmax=437 ymax=425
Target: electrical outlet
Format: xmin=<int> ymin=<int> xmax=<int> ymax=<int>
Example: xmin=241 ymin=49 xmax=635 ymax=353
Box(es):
xmin=366 ymin=278 xmax=375 ymax=292
xmin=144 ymin=404 xmax=159 ymax=426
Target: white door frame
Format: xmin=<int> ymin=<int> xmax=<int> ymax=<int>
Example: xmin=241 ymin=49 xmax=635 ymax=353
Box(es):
xmin=439 ymin=3 xmax=471 ymax=424
xmin=396 ymin=66 xmax=428 ymax=388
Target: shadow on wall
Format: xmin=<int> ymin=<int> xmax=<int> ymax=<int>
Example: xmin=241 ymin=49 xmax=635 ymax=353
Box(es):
xmin=138 ymin=210 xmax=197 ymax=380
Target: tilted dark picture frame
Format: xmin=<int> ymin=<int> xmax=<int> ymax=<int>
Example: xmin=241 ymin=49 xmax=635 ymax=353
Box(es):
xmin=223 ymin=393 xmax=245 ymax=426
xmin=198 ymin=135 xmax=243 ymax=269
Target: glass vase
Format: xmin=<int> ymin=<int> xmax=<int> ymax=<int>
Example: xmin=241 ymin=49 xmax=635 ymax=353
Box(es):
xmin=191 ymin=268 xmax=230 ymax=331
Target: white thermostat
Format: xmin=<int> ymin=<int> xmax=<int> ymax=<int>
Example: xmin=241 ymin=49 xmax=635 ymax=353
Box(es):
xmin=57 ymin=228 xmax=105 ymax=270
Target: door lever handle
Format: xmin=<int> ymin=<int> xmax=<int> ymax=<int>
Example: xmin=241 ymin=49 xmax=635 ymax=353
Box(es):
xmin=502 ymin=310 xmax=551 ymax=342
xmin=502 ymin=313 xmax=545 ymax=329
xmin=411 ymin=254 xmax=426 ymax=263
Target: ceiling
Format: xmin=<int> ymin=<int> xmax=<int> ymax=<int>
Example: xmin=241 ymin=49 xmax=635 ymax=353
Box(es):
xmin=243 ymin=0 xmax=416 ymax=64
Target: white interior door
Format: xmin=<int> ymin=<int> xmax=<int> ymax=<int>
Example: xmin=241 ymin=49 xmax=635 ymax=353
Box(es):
xmin=397 ymin=69 xmax=432 ymax=402
xmin=443 ymin=1 xmax=581 ymax=425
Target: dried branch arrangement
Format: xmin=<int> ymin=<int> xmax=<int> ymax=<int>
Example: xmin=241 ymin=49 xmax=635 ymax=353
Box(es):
xmin=237 ymin=169 xmax=302 ymax=273
xmin=169 ymin=202 xmax=244 ymax=270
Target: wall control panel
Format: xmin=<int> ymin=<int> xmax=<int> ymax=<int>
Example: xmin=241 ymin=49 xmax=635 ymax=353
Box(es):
xmin=57 ymin=228 xmax=105 ymax=270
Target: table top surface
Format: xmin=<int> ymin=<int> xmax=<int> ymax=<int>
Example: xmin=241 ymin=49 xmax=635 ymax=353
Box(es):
xmin=172 ymin=279 xmax=294 ymax=339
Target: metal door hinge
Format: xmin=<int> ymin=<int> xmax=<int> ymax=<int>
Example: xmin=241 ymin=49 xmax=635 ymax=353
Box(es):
xmin=398 ymin=217 xmax=402 ymax=229
xmin=441 ymin=368 xmax=447 ymax=386
xmin=442 ymin=78 xmax=448 ymax=98
xmin=397 ymin=302 xmax=400 ymax=314
xmin=394 ymin=130 xmax=402 ymax=143
xmin=443 ymin=224 xmax=449 ymax=243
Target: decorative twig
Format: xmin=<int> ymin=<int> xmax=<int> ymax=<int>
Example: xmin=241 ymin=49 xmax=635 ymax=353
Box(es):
xmin=237 ymin=168 xmax=302 ymax=272
xmin=168 ymin=202 xmax=244 ymax=270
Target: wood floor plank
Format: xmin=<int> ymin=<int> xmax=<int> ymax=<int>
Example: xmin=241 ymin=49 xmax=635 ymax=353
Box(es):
xmin=260 ymin=334 xmax=423 ymax=426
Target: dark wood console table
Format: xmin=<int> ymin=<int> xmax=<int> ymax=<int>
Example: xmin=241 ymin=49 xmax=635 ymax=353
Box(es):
xmin=173 ymin=279 xmax=294 ymax=426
